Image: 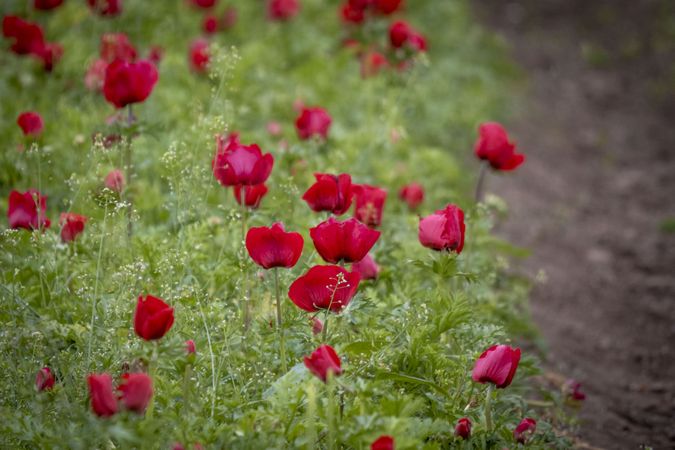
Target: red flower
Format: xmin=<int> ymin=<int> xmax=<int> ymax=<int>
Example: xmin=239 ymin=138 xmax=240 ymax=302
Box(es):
xmin=188 ymin=39 xmax=209 ymax=73
xmin=103 ymin=59 xmax=158 ymax=109
xmin=563 ymin=379 xmax=586 ymax=401
xmin=352 ymin=184 xmax=387 ymax=228
xmin=203 ymin=15 xmax=219 ymax=34
xmin=245 ymin=222 xmax=304 ymax=269
xmin=104 ymin=169 xmax=125 ymax=193
xmin=7 ymin=190 xmax=50 ymax=230
xmin=304 ymin=344 xmax=342 ymax=382
xmin=85 ymin=59 xmax=108 ymax=91
xmin=212 ymin=141 xmax=274 ymax=186
xmin=185 ymin=339 xmax=196 ymax=355
xmin=373 ymin=0 xmax=402 ymax=14
xmin=361 ymin=51 xmax=388 ymax=78
xmin=118 ymin=373 xmax=153 ymax=414
xmin=340 ymin=2 xmax=365 ymax=24
xmin=418 ymin=204 xmax=465 ymax=253
xmin=295 ymin=107 xmax=332 ymax=140
xmin=310 ymin=217 xmax=380 ymax=264
xmin=133 ymin=294 xmax=175 ymax=341
xmin=302 ymin=173 xmax=353 ymax=215
xmin=189 ymin=0 xmax=217 ymax=8
xmin=2 ymin=16 xmax=45 ymax=55
xmin=59 ymin=213 xmax=88 ymax=243
xmin=288 ymin=265 xmax=360 ymax=313
xmin=389 ymin=20 xmax=426 ymax=52
xmin=351 ymin=253 xmax=379 ymax=280
xmin=36 ymin=42 xmax=63 ymax=71
xmin=513 ymin=417 xmax=537 ymax=444
xmin=471 ymin=344 xmax=521 ymax=389
xmin=87 ymin=0 xmax=122 ymax=16
xmin=87 ymin=373 xmax=118 ymax=417
xmin=35 ymin=367 xmax=55 ymax=391
xmin=17 ymin=112 xmax=43 ymax=137
xmin=474 ymin=122 xmax=524 ymax=171
xmin=311 ymin=317 xmax=323 ymax=335
xmin=100 ymin=33 xmax=137 ymax=63
xmin=398 ymin=182 xmax=424 ymax=210
xmin=234 ymin=184 xmax=268 ymax=209
xmin=454 ymin=417 xmax=471 ymax=440
xmin=148 ymin=46 xmax=163 ymax=65
xmin=267 ymin=0 xmax=300 ymax=21
xmin=34 ymin=0 xmax=64 ymax=11
xmin=371 ymin=435 xmax=394 ymax=450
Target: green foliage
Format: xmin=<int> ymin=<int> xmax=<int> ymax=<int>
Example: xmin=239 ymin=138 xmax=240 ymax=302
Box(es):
xmin=0 ymin=0 xmax=572 ymax=448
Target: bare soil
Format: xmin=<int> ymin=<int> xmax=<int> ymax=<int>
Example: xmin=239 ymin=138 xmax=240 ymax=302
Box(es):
xmin=475 ymin=1 xmax=675 ymax=448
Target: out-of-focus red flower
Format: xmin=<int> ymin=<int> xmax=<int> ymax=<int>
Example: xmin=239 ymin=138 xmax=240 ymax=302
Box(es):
xmin=118 ymin=373 xmax=153 ymax=414
xmin=87 ymin=0 xmax=122 ymax=16
xmin=373 ymin=0 xmax=402 ymax=14
xmin=202 ymin=15 xmax=219 ymax=34
xmin=17 ymin=112 xmax=44 ymax=137
xmin=221 ymin=7 xmax=238 ymax=29
xmin=288 ymin=265 xmax=360 ymax=313
xmin=389 ymin=20 xmax=426 ymax=52
xmin=35 ymin=367 xmax=55 ymax=391
xmin=471 ymin=344 xmax=521 ymax=389
xmin=304 ymin=344 xmax=342 ymax=382
xmin=7 ymin=190 xmax=51 ymax=230
xmin=2 ymin=16 xmax=45 ymax=55
xmin=474 ymin=122 xmax=525 ymax=171
xmin=103 ymin=59 xmax=158 ymax=109
xmin=59 ymin=213 xmax=88 ymax=243
xmin=302 ymin=173 xmax=353 ymax=215
xmin=87 ymin=373 xmax=118 ymax=417
xmin=245 ymin=222 xmax=304 ymax=269
xmin=189 ymin=0 xmax=217 ymax=8
xmin=267 ymin=0 xmax=300 ymax=21
xmin=295 ymin=106 xmax=332 ymax=140
xmin=133 ymin=295 xmax=175 ymax=341
xmin=148 ymin=46 xmax=163 ymax=65
xmin=454 ymin=417 xmax=471 ymax=440
xmin=212 ymin=141 xmax=274 ymax=186
xmin=418 ymin=204 xmax=465 ymax=253
xmin=513 ymin=417 xmax=537 ymax=444
xmin=100 ymin=33 xmax=137 ymax=63
xmin=36 ymin=42 xmax=62 ymax=71
xmin=563 ymin=379 xmax=586 ymax=401
xmin=189 ymin=38 xmax=210 ymax=73
xmin=85 ymin=59 xmax=108 ymax=91
xmin=311 ymin=317 xmax=323 ymax=335
xmin=185 ymin=339 xmax=196 ymax=355
xmin=233 ymin=184 xmax=269 ymax=209
xmin=361 ymin=50 xmax=388 ymax=78
xmin=34 ymin=0 xmax=64 ymax=10
xmin=340 ymin=2 xmax=366 ymax=24
xmin=310 ymin=217 xmax=380 ymax=264
xmin=266 ymin=121 xmax=282 ymax=136
xmin=104 ymin=169 xmax=125 ymax=193
xmin=351 ymin=253 xmax=379 ymax=280
xmin=398 ymin=182 xmax=424 ymax=210
xmin=352 ymin=184 xmax=387 ymax=228
xmin=371 ymin=435 xmax=394 ymax=450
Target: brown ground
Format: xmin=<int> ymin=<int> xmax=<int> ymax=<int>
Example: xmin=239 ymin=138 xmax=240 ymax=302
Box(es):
xmin=475 ymin=1 xmax=675 ymax=448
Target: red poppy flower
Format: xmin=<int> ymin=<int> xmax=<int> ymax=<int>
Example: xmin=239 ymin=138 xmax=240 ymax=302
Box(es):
xmin=302 ymin=173 xmax=353 ymax=215
xmin=471 ymin=344 xmax=521 ymax=389
xmin=454 ymin=417 xmax=471 ymax=439
xmin=373 ymin=0 xmax=402 ymax=14
xmin=203 ymin=15 xmax=219 ymax=34
xmin=87 ymin=0 xmax=122 ymax=16
xmin=351 ymin=253 xmax=379 ymax=280
xmin=35 ymin=367 xmax=55 ymax=391
xmin=189 ymin=38 xmax=210 ymax=73
xmin=304 ymin=344 xmax=342 ymax=382
xmin=103 ymin=59 xmax=158 ymax=109
xmin=87 ymin=373 xmax=118 ymax=417
xmin=361 ymin=51 xmax=388 ymax=78
xmin=352 ymin=184 xmax=387 ymax=228
xmin=7 ymin=190 xmax=50 ymax=230
xmin=189 ymin=0 xmax=217 ymax=8
xmin=118 ymin=372 xmax=153 ymax=414
xmin=389 ymin=20 xmax=426 ymax=52
xmin=2 ymin=16 xmax=45 ymax=55
xmin=100 ymin=33 xmax=136 ymax=63
xmin=59 ymin=213 xmax=88 ymax=243
xmin=340 ymin=2 xmax=366 ymax=24
xmin=245 ymin=222 xmax=304 ymax=269
xmin=288 ymin=265 xmax=360 ymax=313
xmin=233 ymin=184 xmax=268 ymax=209
xmin=17 ymin=112 xmax=43 ymax=137
xmin=34 ymin=0 xmax=64 ymax=11
xmin=418 ymin=204 xmax=465 ymax=253
xmin=398 ymin=183 xmax=424 ymax=210
xmin=371 ymin=435 xmax=394 ymax=450
xmin=267 ymin=0 xmax=300 ymax=21
xmin=212 ymin=141 xmax=274 ymax=186
xmin=310 ymin=217 xmax=380 ymax=264
xmin=474 ymin=122 xmax=524 ymax=171
xmin=295 ymin=106 xmax=332 ymax=140
xmin=185 ymin=339 xmax=196 ymax=355
xmin=104 ymin=169 xmax=125 ymax=193
xmin=513 ymin=417 xmax=537 ymax=444
xmin=133 ymin=295 xmax=175 ymax=341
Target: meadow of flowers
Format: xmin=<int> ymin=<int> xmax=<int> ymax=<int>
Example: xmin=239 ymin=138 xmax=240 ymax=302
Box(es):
xmin=1 ymin=0 xmax=578 ymax=448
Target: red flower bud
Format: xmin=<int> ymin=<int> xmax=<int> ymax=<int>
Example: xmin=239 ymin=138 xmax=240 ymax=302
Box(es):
xmin=352 ymin=184 xmax=387 ymax=228
xmin=133 ymin=295 xmax=175 ymax=341
xmin=563 ymin=379 xmax=586 ymax=401
xmin=185 ymin=339 xmax=196 ymax=355
xmin=295 ymin=107 xmax=332 ymax=140
xmin=418 ymin=204 xmax=465 ymax=253
xmin=203 ymin=15 xmax=219 ymax=34
xmin=267 ymin=0 xmax=300 ymax=21
xmin=361 ymin=51 xmax=388 ymax=78
xmin=474 ymin=122 xmax=525 ymax=171
xmin=471 ymin=344 xmax=521 ymax=389
xmin=454 ymin=417 xmax=471 ymax=440
xmin=398 ymin=182 xmax=424 ymax=210
xmin=7 ymin=189 xmax=51 ymax=230
xmin=104 ymin=169 xmax=125 ymax=193
xmin=371 ymin=435 xmax=394 ymax=450
xmin=288 ymin=265 xmax=360 ymax=313
xmin=233 ymin=184 xmax=268 ymax=209
xmin=351 ymin=253 xmax=379 ymax=280
xmin=513 ymin=417 xmax=537 ymax=444
xmin=87 ymin=373 xmax=118 ymax=417
xmin=118 ymin=372 xmax=153 ymax=414
xmin=245 ymin=222 xmax=304 ymax=269
xmin=304 ymin=344 xmax=342 ymax=382
xmin=310 ymin=217 xmax=380 ymax=264
xmin=188 ymin=39 xmax=209 ymax=73
xmin=311 ymin=317 xmax=323 ymax=335
xmin=302 ymin=173 xmax=353 ymax=215
xmin=35 ymin=367 xmax=55 ymax=391
xmin=103 ymin=59 xmax=158 ymax=109
xmin=17 ymin=111 xmax=43 ymax=137
xmin=59 ymin=212 xmax=88 ymax=243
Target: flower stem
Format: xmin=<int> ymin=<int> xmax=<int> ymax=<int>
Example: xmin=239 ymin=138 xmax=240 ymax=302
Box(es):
xmin=86 ymin=203 xmax=107 ymax=370
xmin=274 ymin=268 xmax=288 ymax=373
xmin=484 ymin=384 xmax=493 ymax=433
xmin=239 ymin=189 xmax=251 ymax=330
xmin=474 ymin=161 xmax=489 ymax=203
xmin=327 ymin=373 xmax=337 ymax=450
xmin=321 ymin=313 xmax=329 ymax=342
xmin=145 ymin=341 xmax=159 ymax=418
xmin=125 ymin=104 xmax=135 ymax=238
xmin=183 ymin=363 xmax=192 ymax=413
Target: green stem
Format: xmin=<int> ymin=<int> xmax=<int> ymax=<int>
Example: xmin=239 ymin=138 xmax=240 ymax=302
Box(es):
xmin=86 ymin=203 xmax=108 ymax=370
xmin=474 ymin=161 xmax=489 ymax=203
xmin=484 ymin=384 xmax=493 ymax=433
xmin=125 ymin=104 xmax=134 ymax=237
xmin=327 ymin=373 xmax=337 ymax=450
xmin=240 ymin=189 xmax=250 ymax=330
xmin=145 ymin=341 xmax=159 ymax=418
xmin=321 ymin=313 xmax=328 ymax=343
xmin=183 ymin=363 xmax=192 ymax=413
xmin=274 ymin=268 xmax=288 ymax=373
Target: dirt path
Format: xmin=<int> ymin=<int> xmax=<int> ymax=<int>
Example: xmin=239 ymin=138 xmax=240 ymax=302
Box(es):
xmin=475 ymin=1 xmax=675 ymax=448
